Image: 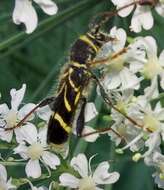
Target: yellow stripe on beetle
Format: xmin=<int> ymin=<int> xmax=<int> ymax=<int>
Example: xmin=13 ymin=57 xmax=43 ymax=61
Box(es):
xmin=68 ymin=68 xmax=80 ymax=92
xmin=74 ymin=91 xmax=81 ymax=105
xmin=54 ymin=113 xmax=71 ymax=133
xmin=64 ymin=85 xmax=72 ymax=112
xmin=80 ymin=35 xmax=98 ymax=53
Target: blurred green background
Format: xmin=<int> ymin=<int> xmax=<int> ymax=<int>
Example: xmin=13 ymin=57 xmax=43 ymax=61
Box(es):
xmin=0 ymin=0 xmax=164 ymax=189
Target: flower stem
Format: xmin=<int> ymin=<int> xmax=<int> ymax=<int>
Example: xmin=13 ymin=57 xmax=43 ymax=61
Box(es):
xmin=0 ymin=161 xmax=26 ymax=166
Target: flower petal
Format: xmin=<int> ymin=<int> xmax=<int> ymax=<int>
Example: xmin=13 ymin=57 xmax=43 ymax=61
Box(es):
xmin=111 ymin=0 xmax=134 ymax=17
xmin=160 ymin=72 xmax=164 ymax=89
xmin=34 ymin=0 xmax=58 ymax=15
xmin=144 ymin=132 xmax=161 ymax=157
xmin=159 ymin=50 xmax=164 ymax=67
xmin=144 ymin=77 xmax=159 ymax=99
xmin=155 ymin=2 xmax=164 ymax=17
xmin=139 ymin=6 xmax=153 ymax=30
xmin=12 ymin=0 xmax=38 ymax=34
xmin=105 ymin=74 xmax=121 ymax=90
xmin=85 ymin=102 xmax=98 ymax=122
xmin=38 ymin=127 xmax=47 ymax=146
xmin=110 ymin=27 xmax=127 ymax=51
xmin=71 ymin=154 xmax=88 ymax=178
xmin=82 ymin=126 xmax=99 ymax=142
xmin=10 ymin=84 xmax=26 ymax=111
xmin=153 ymin=172 xmax=164 ymax=189
xmin=127 ymin=39 xmax=147 ymax=71
xmin=93 ymin=162 xmax=120 ymax=184
xmin=143 ymin=36 xmax=157 ymax=57
xmin=42 ymin=151 xmax=60 ymax=169
xmin=130 ymin=8 xmax=142 ymax=33
xmin=0 ymin=164 xmax=7 ymax=182
xmin=25 ymin=159 xmax=41 ymax=178
xmin=37 ymin=105 xmax=51 ymax=121
xmin=0 ymin=104 xmax=9 ymax=116
xmin=130 ymin=6 xmax=153 ymax=33
xmin=6 ymin=178 xmax=16 ymax=189
xmin=59 ymin=173 xmax=79 ymax=188
xmin=15 ymin=123 xmax=37 ymax=144
xmin=119 ymin=68 xmax=140 ymax=90
xmin=0 ymin=129 xmax=13 ymax=143
xmin=13 ymin=143 xmax=29 ymax=159
xmin=17 ymin=103 xmax=36 ymax=120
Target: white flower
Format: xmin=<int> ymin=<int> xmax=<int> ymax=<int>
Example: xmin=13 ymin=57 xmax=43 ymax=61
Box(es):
xmin=103 ymin=67 xmax=140 ymax=90
xmin=59 ymin=153 xmax=120 ymax=189
xmin=128 ymin=98 xmax=164 ymax=138
xmin=135 ymin=147 xmax=164 ymax=188
xmin=107 ymin=87 xmax=164 ymax=154
xmin=14 ymin=124 xmax=60 ymax=178
xmin=108 ymin=90 xmax=144 ymax=150
xmin=12 ymin=0 xmax=58 ymax=33
xmin=129 ymin=95 xmax=164 ymax=133
xmin=153 ymin=172 xmax=164 ymax=189
xmin=144 ymin=151 xmax=164 ymax=189
xmin=138 ymin=36 xmax=164 ymax=90
xmin=101 ymin=30 xmax=146 ymax=91
xmin=130 ymin=5 xmax=153 ymax=33
xmin=144 ymin=132 xmax=161 ymax=158
xmin=84 ymin=102 xmax=98 ymax=123
xmin=111 ymin=0 xmax=134 ymax=17
xmin=111 ymin=0 xmax=164 ymax=32
xmin=115 ymin=94 xmax=164 ymax=153
xmin=0 ymin=84 xmax=36 ymax=143
xmin=0 ymin=164 xmax=16 ymax=190
xmin=36 ymin=105 xmax=51 ymax=122
xmin=154 ymin=0 xmax=164 ymax=17
xmin=81 ymin=126 xmax=100 ymax=143
xmin=138 ymin=102 xmax=164 ymax=158
xmin=96 ymin=27 xmax=126 ymax=60
xmin=109 ymin=26 xmax=127 ymax=52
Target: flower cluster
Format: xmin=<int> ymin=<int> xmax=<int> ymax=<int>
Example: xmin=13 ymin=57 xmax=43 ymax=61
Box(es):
xmin=92 ymin=26 xmax=164 ymax=188
xmin=111 ymin=0 xmax=164 ymax=32
xmin=0 ymin=84 xmax=119 ymax=189
xmin=59 ymin=154 xmax=120 ymax=190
